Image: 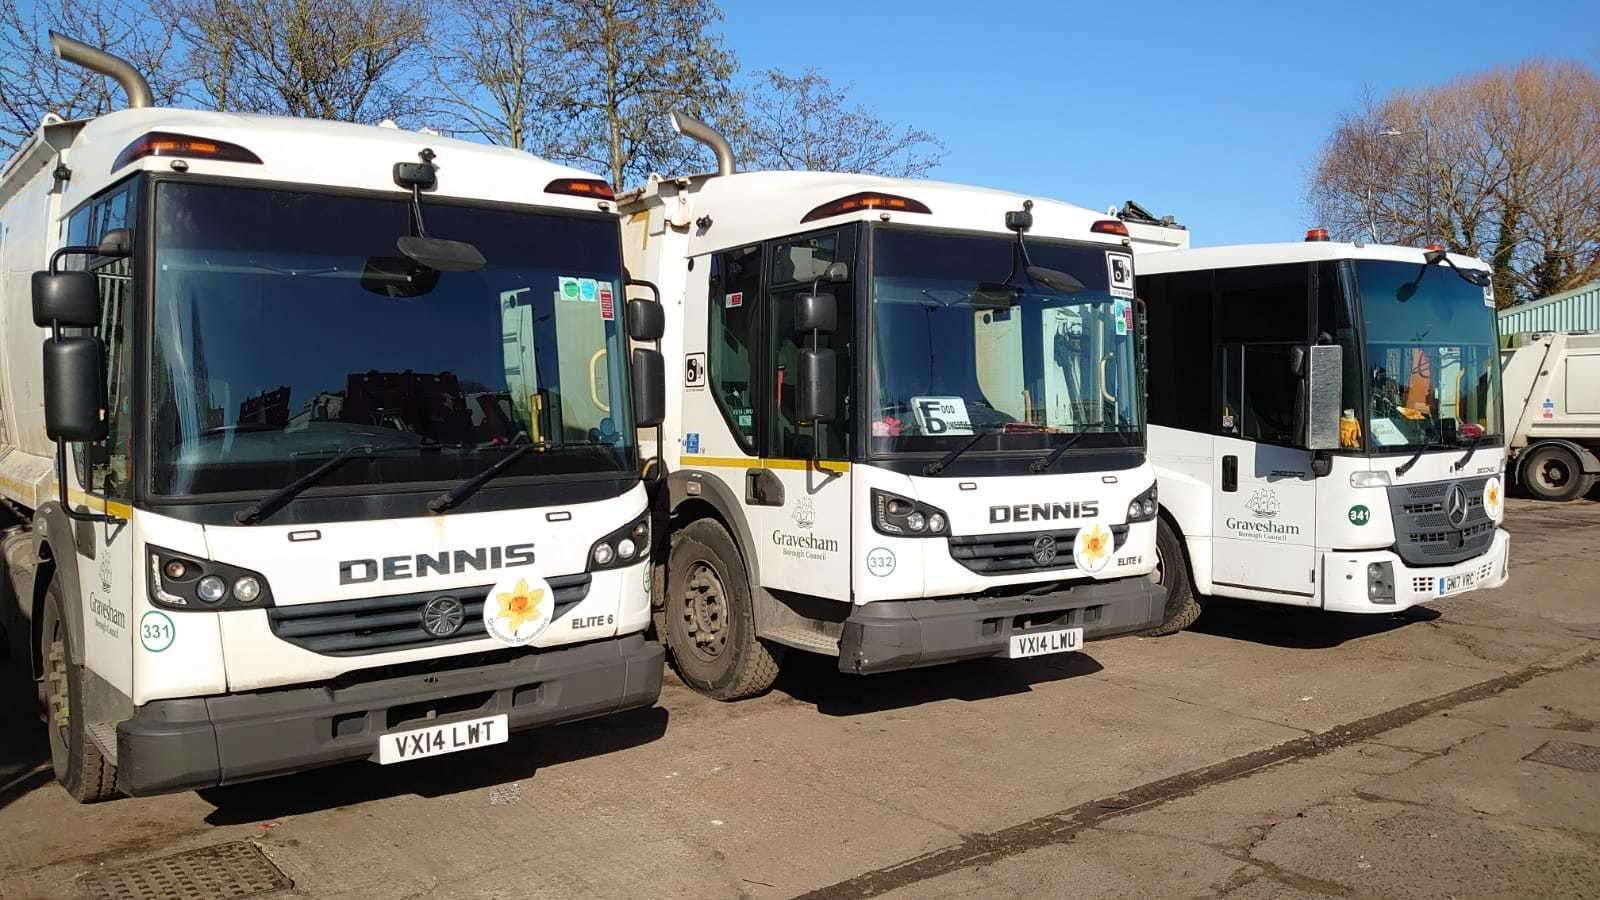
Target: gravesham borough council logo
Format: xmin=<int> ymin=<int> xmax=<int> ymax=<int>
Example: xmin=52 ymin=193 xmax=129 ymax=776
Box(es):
xmin=1245 ymin=488 xmax=1280 ymax=519
xmin=793 ymin=496 xmax=817 ymax=530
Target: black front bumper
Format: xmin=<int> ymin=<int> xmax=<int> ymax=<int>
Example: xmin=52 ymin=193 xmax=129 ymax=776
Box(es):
xmin=116 ymin=633 xmax=664 ymax=796
xmin=838 ymin=577 xmax=1164 ymax=674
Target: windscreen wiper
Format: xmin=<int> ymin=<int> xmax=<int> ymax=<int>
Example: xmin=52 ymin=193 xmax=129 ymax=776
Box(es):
xmin=1030 ymin=430 xmax=1093 ymax=473
xmin=1394 ymin=441 xmax=1449 ymax=478
xmin=922 ymin=431 xmax=987 ymax=477
xmin=1452 ymin=435 xmax=1483 ymax=472
xmin=234 ymin=444 xmax=375 ymax=525
xmin=427 ymin=440 xmax=615 ymax=513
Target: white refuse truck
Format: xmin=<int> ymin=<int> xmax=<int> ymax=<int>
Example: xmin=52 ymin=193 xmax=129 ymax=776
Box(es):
xmin=616 ymin=114 xmax=1165 ymax=700
xmin=0 ymin=36 xmax=667 ymax=800
xmin=1500 ymin=330 xmax=1600 ymax=501
xmin=1130 ymin=224 xmax=1510 ymax=631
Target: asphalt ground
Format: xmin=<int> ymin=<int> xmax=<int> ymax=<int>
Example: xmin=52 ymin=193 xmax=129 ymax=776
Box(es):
xmin=1 ymin=496 xmax=1596 ymax=899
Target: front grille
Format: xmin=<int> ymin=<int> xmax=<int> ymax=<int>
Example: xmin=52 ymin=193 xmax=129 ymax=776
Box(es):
xmin=268 ymin=574 xmax=591 ymax=656
xmin=1387 ymin=476 xmax=1495 ymax=566
xmin=948 ymin=525 xmax=1130 ymax=575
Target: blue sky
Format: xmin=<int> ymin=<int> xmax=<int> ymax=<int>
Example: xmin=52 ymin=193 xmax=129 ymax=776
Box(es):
xmin=721 ymin=0 xmax=1600 ymax=246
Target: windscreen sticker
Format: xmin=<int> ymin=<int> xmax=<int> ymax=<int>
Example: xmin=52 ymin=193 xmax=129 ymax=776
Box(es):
xmin=910 ymin=396 xmax=974 ymax=435
xmin=578 ymin=277 xmax=599 ymax=302
xmin=1369 ymin=417 xmax=1409 ymax=447
xmin=1105 ymin=251 xmax=1135 ymax=299
xmin=598 ymin=282 xmax=615 ymax=320
xmin=1113 ymin=299 xmax=1130 ymax=336
xmin=726 ymin=291 xmax=744 ymax=309
xmin=558 ymin=276 xmax=582 ymax=302
xmin=1483 ymin=281 xmax=1495 ymax=308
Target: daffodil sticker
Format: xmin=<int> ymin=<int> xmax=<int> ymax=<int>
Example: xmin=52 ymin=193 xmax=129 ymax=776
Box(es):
xmin=483 ymin=575 xmax=554 ymax=646
xmin=1483 ymin=475 xmax=1503 ymax=521
xmin=1073 ymin=521 xmax=1113 ymax=574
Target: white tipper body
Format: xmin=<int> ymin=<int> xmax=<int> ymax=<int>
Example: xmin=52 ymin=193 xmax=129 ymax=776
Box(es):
xmin=1 ymin=108 xmax=647 ymax=705
xmin=620 ymin=171 xmax=1158 ymax=619
xmin=1136 ymin=241 xmax=1510 ymax=613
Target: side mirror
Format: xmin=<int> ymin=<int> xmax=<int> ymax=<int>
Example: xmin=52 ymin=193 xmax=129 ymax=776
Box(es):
xmin=794 ymin=292 xmax=837 ymax=335
xmin=97 ymin=228 xmax=133 ymax=258
xmin=31 ymin=271 xmax=101 ymax=327
xmin=797 ymin=348 xmax=838 ymax=424
xmin=1303 ymin=344 xmax=1343 ymax=452
xmin=43 ymin=336 xmax=106 ymax=442
xmin=631 ymin=347 xmax=665 ymax=428
xmin=822 ymin=261 xmax=849 ymax=283
xmin=627 ymin=298 xmax=665 ymax=342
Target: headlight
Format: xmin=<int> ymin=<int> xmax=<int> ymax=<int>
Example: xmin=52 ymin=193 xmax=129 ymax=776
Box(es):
xmin=196 ymin=575 xmax=227 ymax=604
xmin=588 ymin=511 xmax=652 ymax=570
xmin=1126 ymin=483 xmax=1159 ymax=524
xmin=232 ymin=576 xmax=262 ymax=604
xmin=1367 ymin=561 xmax=1395 ymax=603
xmin=1351 ymin=470 xmax=1392 ymax=489
xmin=871 ymin=489 xmax=950 ymax=538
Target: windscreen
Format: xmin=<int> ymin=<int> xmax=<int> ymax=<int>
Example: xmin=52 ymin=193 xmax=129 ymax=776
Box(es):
xmin=869 ymin=227 xmax=1141 ymax=454
xmin=150 ymin=181 xmax=634 ymax=496
xmin=1354 ymin=259 xmax=1503 ymax=451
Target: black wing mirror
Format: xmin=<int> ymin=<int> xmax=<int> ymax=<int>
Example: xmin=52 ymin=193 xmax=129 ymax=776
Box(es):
xmin=627 ymin=297 xmax=665 ymax=342
xmin=794 ymin=292 xmax=836 ymax=335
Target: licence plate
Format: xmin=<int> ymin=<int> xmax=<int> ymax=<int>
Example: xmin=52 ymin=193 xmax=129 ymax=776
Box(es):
xmin=1437 ymin=571 xmax=1476 ymax=597
xmin=1008 ymin=627 xmax=1083 ymax=659
xmin=378 ymin=714 xmax=508 ymax=765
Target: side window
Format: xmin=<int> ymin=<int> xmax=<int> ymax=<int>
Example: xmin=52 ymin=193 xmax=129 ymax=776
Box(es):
xmin=1216 ymin=264 xmax=1310 ymax=446
xmin=1141 ymin=269 xmax=1214 ymax=433
xmin=767 ymin=230 xmax=852 ymax=460
xmin=70 ymin=183 xmax=137 ymax=499
xmin=708 ymin=245 xmax=761 ymax=451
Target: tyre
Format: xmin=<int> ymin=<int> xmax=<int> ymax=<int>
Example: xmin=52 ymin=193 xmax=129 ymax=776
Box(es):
xmin=41 ymin=581 xmax=118 ymax=802
xmin=1146 ymin=516 xmax=1202 ymax=636
xmin=663 ymin=518 xmax=781 ymax=700
xmin=1522 ymin=444 xmax=1589 ymax=502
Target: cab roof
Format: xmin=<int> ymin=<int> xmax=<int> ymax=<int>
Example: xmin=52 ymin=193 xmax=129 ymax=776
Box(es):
xmin=44 ymin=107 xmax=611 ymax=215
xmin=1135 ymin=240 xmax=1492 ymax=275
xmin=619 ymin=169 xmax=1128 ymax=257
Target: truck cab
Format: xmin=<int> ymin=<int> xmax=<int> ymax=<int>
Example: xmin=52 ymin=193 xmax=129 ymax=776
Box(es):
xmin=1133 ymin=232 xmax=1511 ymax=623
xmin=0 ymin=39 xmax=665 ymax=800
xmin=618 ymin=117 xmax=1165 ymax=700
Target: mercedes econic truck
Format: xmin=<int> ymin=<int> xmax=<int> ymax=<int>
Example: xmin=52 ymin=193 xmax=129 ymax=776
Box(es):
xmin=1132 ymin=225 xmax=1510 ymax=632
xmin=0 ymin=36 xmax=667 ymax=800
xmin=616 ymin=114 xmax=1165 ymax=700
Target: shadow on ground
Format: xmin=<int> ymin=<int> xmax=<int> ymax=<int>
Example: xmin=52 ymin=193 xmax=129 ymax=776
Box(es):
xmin=1191 ymin=598 xmax=1440 ymax=649
xmin=770 ymin=649 xmax=1105 ymax=716
xmin=198 ymin=703 xmax=669 ymax=826
xmin=0 ymin=655 xmax=49 ymax=814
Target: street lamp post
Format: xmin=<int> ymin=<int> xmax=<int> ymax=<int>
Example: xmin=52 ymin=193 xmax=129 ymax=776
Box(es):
xmin=1379 ymin=122 xmax=1433 ymax=246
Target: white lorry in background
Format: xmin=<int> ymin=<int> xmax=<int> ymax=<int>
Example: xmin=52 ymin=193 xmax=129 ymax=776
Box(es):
xmin=0 ymin=36 xmax=666 ymax=801
xmin=616 ymin=114 xmax=1165 ymax=700
xmin=1128 ymin=222 xmax=1509 ymax=631
xmin=1500 ymin=331 xmax=1600 ymax=501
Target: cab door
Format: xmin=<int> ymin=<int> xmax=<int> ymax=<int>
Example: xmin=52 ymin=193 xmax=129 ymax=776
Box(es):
xmin=1208 ymin=264 xmax=1319 ymax=603
xmin=743 ymin=227 xmax=857 ymax=603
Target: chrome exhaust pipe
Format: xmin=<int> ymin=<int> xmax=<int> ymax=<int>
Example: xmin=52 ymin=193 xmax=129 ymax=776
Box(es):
xmin=49 ymin=31 xmax=153 ymax=109
xmin=670 ymin=110 xmax=735 ymax=176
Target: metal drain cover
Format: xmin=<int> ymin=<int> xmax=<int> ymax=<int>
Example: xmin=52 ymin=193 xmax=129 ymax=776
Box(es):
xmin=1524 ymin=739 xmax=1600 ymax=773
xmin=81 ymin=841 xmax=292 ymax=900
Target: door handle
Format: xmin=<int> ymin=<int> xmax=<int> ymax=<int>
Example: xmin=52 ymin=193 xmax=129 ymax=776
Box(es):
xmin=745 ymin=468 xmax=785 ymax=506
xmin=1222 ymin=455 xmax=1238 ymax=493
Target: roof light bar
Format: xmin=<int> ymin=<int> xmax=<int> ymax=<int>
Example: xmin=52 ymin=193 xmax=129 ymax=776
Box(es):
xmin=801 ymin=192 xmax=931 ymax=223
xmin=1091 ymin=219 xmax=1130 ymax=237
xmin=1304 ymin=228 xmax=1331 ymax=242
xmin=545 ymin=178 xmax=615 ymax=200
xmin=113 ymin=132 xmax=262 ymax=172
xmin=1424 ymin=243 xmax=1444 ymax=252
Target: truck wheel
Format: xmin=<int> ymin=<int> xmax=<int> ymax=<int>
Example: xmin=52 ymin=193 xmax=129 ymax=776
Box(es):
xmin=664 ymin=519 xmax=782 ymax=701
xmin=1146 ymin=517 xmax=1202 ymax=636
xmin=1522 ymin=444 xmax=1590 ymax=502
xmin=41 ymin=582 xmax=118 ymax=802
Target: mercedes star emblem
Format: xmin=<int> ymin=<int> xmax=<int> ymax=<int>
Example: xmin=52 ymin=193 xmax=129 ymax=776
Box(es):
xmin=421 ymin=595 xmax=466 ymax=638
xmin=1445 ymin=484 xmax=1469 ymax=528
xmin=1031 ymin=535 xmax=1058 ymax=567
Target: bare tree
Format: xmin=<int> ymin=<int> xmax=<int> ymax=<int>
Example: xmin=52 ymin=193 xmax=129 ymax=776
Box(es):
xmin=1310 ymin=61 xmax=1600 ymax=305
xmin=160 ymin=0 xmax=428 ymax=123
xmin=0 ymin=0 xmax=179 ymax=154
xmin=737 ymin=68 xmax=944 ymax=178
xmin=428 ymin=0 xmax=560 ymax=150
xmin=533 ymin=0 xmax=737 ymax=188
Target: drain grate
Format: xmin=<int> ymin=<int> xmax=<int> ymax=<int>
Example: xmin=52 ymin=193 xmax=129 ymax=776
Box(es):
xmin=1524 ymin=739 xmax=1600 ymax=773
xmin=81 ymin=841 xmax=292 ymax=900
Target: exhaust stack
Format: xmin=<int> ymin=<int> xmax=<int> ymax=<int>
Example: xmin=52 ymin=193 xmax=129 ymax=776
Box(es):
xmin=670 ymin=111 xmax=735 ymax=177
xmin=49 ymin=31 xmax=153 ymax=109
